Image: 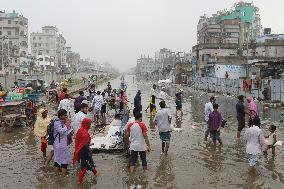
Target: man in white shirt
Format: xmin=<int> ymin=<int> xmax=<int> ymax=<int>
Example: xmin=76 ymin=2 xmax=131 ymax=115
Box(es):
xmin=72 ymin=103 xmax=89 ymax=135
xmin=58 ymin=94 xmax=74 ymax=119
xmin=125 ymin=112 xmax=151 ymax=173
xmin=204 ymin=96 xmax=215 ymax=141
xmin=92 ymin=91 xmax=104 ymax=122
xmin=158 ymin=87 xmax=168 ymax=103
xmin=155 ymin=101 xmax=172 ymax=155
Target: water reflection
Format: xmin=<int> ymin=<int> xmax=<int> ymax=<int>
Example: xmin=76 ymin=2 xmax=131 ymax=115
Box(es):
xmin=127 ymin=172 xmax=149 ymax=189
xmin=153 ymin=156 xmax=175 ymax=188
xmin=201 ymin=144 xmax=224 ymax=172
xmin=175 ymin=115 xmax=182 ymax=128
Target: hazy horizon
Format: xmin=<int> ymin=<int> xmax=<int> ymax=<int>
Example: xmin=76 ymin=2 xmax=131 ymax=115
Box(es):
xmin=2 ymin=0 xmax=284 ymax=71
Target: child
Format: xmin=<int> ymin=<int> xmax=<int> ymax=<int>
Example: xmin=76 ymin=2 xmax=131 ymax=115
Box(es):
xmin=208 ymin=104 xmax=222 ymax=145
xmin=145 ymin=95 xmax=156 ymax=117
xmin=264 ymin=125 xmax=277 ymax=156
xmin=73 ymin=118 xmax=97 ymax=184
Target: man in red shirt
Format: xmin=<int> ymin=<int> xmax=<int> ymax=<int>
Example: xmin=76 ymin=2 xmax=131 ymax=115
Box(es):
xmin=125 ymin=112 xmax=151 ymax=173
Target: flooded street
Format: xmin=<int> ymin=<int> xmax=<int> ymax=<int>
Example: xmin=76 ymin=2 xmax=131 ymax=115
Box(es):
xmin=1 ymin=75 xmax=284 ymax=189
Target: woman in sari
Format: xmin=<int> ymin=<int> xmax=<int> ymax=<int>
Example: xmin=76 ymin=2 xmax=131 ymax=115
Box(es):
xmin=73 ymin=118 xmax=97 ymax=184
xmin=34 ymin=109 xmax=51 ymax=157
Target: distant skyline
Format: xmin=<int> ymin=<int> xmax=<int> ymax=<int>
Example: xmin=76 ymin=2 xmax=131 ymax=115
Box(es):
xmin=2 ymin=0 xmax=284 ymax=71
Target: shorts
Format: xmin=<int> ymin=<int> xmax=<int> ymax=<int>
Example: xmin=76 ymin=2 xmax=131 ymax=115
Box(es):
xmin=95 ymin=109 xmax=101 ymax=116
xmin=119 ymin=101 xmax=124 ymax=111
xmin=210 ymin=130 xmax=221 ymax=141
xmin=130 ymin=151 xmax=147 ymax=167
xmin=159 ymin=131 xmax=171 ymax=143
xmin=150 ymin=104 xmax=156 ymax=113
xmin=176 ymin=105 xmax=182 ymax=110
xmin=237 ymin=117 xmax=245 ymax=132
xmin=247 ymin=153 xmax=259 ymax=167
xmin=101 ymin=104 xmax=107 ymax=114
xmin=54 ymin=162 xmax=68 ymax=169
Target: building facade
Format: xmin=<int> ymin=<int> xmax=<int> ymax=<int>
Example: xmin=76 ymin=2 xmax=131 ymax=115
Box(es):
xmin=0 ymin=10 xmax=28 ymax=74
xmin=137 ymin=55 xmax=161 ymax=76
xmin=155 ymin=48 xmax=176 ymax=68
xmin=30 ymin=26 xmax=67 ymax=71
xmin=193 ymin=2 xmax=263 ymax=78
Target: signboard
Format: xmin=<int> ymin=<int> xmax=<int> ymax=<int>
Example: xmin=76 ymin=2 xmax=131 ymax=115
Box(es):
xmin=214 ymin=64 xmax=246 ymax=79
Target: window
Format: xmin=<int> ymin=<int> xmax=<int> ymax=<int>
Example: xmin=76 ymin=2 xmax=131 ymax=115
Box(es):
xmin=8 ymin=20 xmax=11 ymax=24
xmin=9 ymin=41 xmax=12 ymax=46
xmin=34 ymin=43 xmax=37 ymax=47
xmin=15 ymin=21 xmax=18 ymax=24
xmin=38 ymin=43 xmax=41 ymax=47
xmin=33 ymin=37 xmax=36 ymax=40
xmin=15 ymin=59 xmax=17 ymax=63
xmin=0 ymin=31 xmax=2 ymax=35
xmin=46 ymin=50 xmax=50 ymax=53
xmin=45 ymin=43 xmax=49 ymax=47
xmin=39 ymin=37 xmax=41 ymax=40
xmin=39 ymin=58 xmax=43 ymax=61
xmin=7 ymin=31 xmax=11 ymax=35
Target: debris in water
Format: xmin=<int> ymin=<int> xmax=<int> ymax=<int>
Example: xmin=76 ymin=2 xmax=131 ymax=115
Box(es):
xmin=274 ymin=141 xmax=283 ymax=147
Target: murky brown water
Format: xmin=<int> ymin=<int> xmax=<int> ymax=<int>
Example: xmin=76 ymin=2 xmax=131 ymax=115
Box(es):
xmin=0 ymin=75 xmax=284 ymax=189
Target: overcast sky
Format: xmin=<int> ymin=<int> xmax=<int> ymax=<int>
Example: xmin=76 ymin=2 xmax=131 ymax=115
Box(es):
xmin=2 ymin=0 xmax=284 ymax=71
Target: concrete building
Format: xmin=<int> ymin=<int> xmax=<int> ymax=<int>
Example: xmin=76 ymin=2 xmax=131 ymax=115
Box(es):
xmin=30 ymin=26 xmax=67 ymax=71
xmin=155 ymin=48 xmax=176 ymax=68
xmin=56 ymin=34 xmax=67 ymax=69
xmin=193 ymin=2 xmax=263 ymax=78
xmin=137 ymin=55 xmax=161 ymax=76
xmin=35 ymin=55 xmax=55 ymax=71
xmin=0 ymin=10 xmax=28 ymax=74
xmin=66 ymin=47 xmax=80 ymax=73
xmin=197 ymin=2 xmax=261 ymax=49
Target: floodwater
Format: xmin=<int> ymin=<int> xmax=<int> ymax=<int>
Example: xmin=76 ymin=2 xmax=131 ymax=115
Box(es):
xmin=1 ymin=75 xmax=284 ymax=189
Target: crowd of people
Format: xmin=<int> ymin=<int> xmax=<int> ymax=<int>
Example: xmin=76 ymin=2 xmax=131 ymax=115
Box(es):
xmin=31 ymin=78 xmax=281 ymax=186
xmin=203 ymin=94 xmax=279 ymax=173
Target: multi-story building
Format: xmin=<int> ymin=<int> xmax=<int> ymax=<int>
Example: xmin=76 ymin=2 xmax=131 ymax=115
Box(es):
xmin=66 ymin=47 xmax=80 ymax=73
xmin=35 ymin=55 xmax=55 ymax=71
xmin=193 ymin=2 xmax=262 ymax=78
xmin=155 ymin=48 xmax=176 ymax=68
xmin=0 ymin=10 xmax=28 ymax=74
xmin=137 ymin=55 xmax=161 ymax=76
xmin=57 ymin=34 xmax=66 ymax=69
xmin=30 ymin=26 xmax=67 ymax=71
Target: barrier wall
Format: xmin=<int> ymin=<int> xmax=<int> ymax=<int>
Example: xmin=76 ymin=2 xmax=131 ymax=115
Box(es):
xmin=0 ymin=72 xmax=86 ymax=89
xmin=192 ymin=77 xmax=283 ymax=102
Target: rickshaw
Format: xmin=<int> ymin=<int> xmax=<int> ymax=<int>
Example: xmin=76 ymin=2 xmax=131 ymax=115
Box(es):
xmin=17 ymin=78 xmax=46 ymax=102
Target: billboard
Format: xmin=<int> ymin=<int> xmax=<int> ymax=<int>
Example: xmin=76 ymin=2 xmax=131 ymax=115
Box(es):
xmin=214 ymin=64 xmax=246 ymax=79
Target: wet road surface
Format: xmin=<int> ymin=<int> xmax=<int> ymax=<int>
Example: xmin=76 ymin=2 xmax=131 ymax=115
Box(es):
xmin=0 ymin=75 xmax=284 ymax=188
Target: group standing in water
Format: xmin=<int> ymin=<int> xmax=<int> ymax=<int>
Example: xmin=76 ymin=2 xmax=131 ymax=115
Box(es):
xmin=203 ymin=94 xmax=279 ymax=173
xmin=32 ymin=77 xmax=281 ymax=186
